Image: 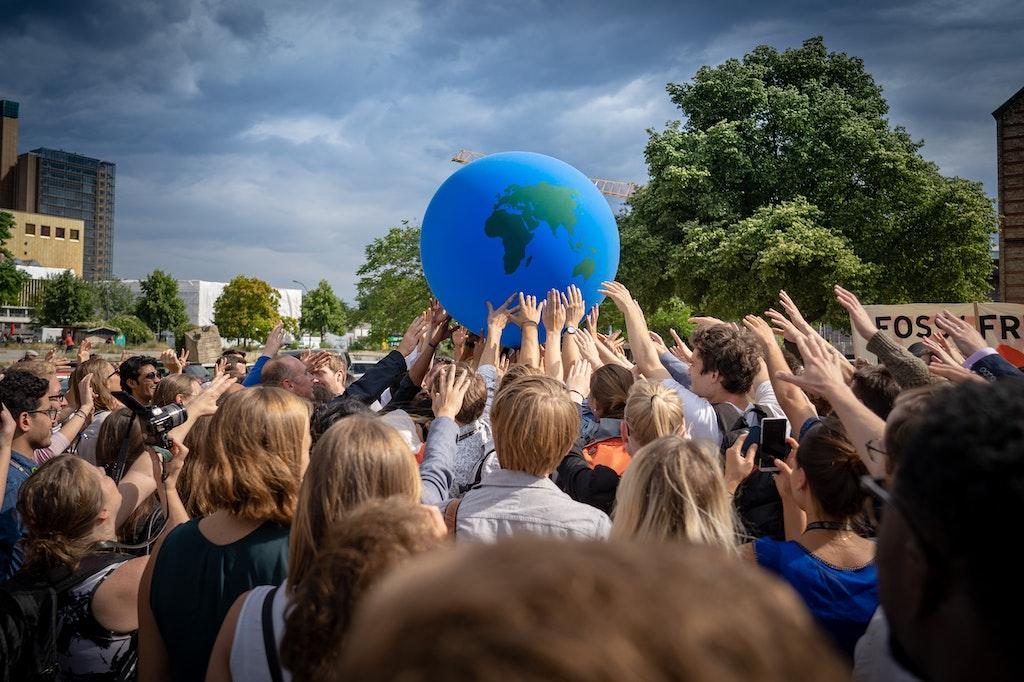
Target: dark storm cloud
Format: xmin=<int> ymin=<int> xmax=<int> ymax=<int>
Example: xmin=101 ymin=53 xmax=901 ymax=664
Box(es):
xmin=0 ymin=0 xmax=1020 ymax=297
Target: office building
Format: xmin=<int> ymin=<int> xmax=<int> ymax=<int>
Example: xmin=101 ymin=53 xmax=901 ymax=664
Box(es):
xmin=0 ymin=99 xmax=116 ymax=280
xmin=3 ymin=209 xmax=84 ymax=274
xmin=996 ymin=86 xmax=1024 ymax=303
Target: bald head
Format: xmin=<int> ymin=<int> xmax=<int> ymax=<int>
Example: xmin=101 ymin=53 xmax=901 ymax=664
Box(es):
xmin=261 ymin=356 xmax=314 ymax=400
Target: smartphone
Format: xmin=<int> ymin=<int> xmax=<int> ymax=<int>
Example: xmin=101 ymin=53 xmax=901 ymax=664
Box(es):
xmin=758 ymin=418 xmax=789 ymax=472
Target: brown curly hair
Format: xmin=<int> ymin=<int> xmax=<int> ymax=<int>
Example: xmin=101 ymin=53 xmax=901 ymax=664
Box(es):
xmin=280 ymin=498 xmax=446 ymax=681
xmin=690 ymin=326 xmax=762 ymax=395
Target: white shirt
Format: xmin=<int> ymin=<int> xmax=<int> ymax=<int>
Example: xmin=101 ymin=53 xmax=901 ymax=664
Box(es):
xmin=662 ymin=378 xmax=786 ymax=447
xmin=230 ymin=581 xmax=292 ymax=682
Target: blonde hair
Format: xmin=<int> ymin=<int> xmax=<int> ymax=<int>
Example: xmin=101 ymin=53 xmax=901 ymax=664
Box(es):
xmin=288 ymin=414 xmax=421 ymax=587
xmin=67 ymin=358 xmax=119 ymax=412
xmin=611 ymin=435 xmax=737 ymax=553
xmin=153 ymin=373 xmax=198 ymax=407
xmin=491 ymin=375 xmax=579 ymax=476
xmin=195 ymin=387 xmax=310 ymax=525
xmin=624 ymin=380 xmax=686 ymax=449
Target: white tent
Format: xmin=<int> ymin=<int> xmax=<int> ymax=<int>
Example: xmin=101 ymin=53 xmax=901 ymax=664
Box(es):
xmin=124 ymin=279 xmax=303 ymax=327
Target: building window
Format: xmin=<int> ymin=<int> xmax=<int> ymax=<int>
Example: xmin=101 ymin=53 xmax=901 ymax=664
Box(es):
xmin=70 ymin=229 xmax=80 ymax=240
xmin=56 ymin=227 xmax=66 ymax=239
xmin=40 ymin=225 xmax=50 ymax=237
xmin=25 ymin=223 xmax=35 ymax=235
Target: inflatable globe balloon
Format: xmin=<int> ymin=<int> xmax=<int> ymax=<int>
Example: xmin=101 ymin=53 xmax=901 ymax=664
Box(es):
xmin=421 ymin=152 xmax=620 ymax=346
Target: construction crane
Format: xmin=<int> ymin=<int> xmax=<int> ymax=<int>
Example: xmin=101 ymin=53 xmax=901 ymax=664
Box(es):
xmin=451 ymin=149 xmax=639 ymax=200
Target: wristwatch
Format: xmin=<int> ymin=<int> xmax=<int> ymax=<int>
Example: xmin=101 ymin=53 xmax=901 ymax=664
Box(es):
xmin=564 ymin=326 xmax=577 ymax=336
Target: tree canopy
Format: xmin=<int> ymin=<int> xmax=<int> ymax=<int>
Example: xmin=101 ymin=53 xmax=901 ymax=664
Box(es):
xmin=0 ymin=211 xmax=28 ymax=306
xmin=109 ymin=314 xmax=154 ymax=344
xmin=300 ymin=279 xmax=349 ymax=339
xmin=618 ymin=36 xmax=997 ymax=324
xmin=213 ymin=275 xmax=280 ymax=344
xmin=88 ymin=279 xmax=137 ymax=321
xmin=355 ymin=222 xmax=431 ymax=343
xmin=34 ymin=270 xmax=93 ymax=327
xmin=135 ymin=270 xmax=188 ymax=335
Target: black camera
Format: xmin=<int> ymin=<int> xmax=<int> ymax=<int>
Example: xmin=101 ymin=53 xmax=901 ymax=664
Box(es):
xmin=113 ymin=391 xmax=188 ymax=449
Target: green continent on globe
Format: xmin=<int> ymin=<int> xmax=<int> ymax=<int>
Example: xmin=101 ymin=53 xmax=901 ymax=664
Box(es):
xmin=572 ymin=257 xmax=596 ymax=280
xmin=485 ymin=181 xmax=590 ymax=275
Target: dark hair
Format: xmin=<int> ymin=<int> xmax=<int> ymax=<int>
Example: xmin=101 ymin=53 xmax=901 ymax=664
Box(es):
xmin=0 ymin=369 xmax=50 ymax=421
xmin=897 ymin=380 xmax=1024 ymax=655
xmin=429 ymin=363 xmax=486 ymax=425
xmin=850 ymin=364 xmax=901 ymax=419
xmin=797 ymin=418 xmax=868 ymax=521
xmin=691 ymin=326 xmax=762 ymax=395
xmin=281 ymin=499 xmax=446 ymax=681
xmin=883 ymin=383 xmax=950 ymax=473
xmin=119 ymin=355 xmax=159 ymax=387
xmin=589 ymin=364 xmax=633 ymax=419
xmin=311 ymin=395 xmax=373 ymax=444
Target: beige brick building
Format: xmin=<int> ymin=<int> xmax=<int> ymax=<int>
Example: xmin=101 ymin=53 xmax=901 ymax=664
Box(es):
xmin=5 ymin=209 xmax=85 ymax=274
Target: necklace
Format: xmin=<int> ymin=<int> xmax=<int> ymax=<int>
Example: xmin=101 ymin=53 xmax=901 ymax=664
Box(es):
xmin=803 ymin=521 xmax=852 ymax=533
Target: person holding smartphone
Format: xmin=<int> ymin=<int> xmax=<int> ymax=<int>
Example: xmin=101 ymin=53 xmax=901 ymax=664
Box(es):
xmin=740 ymin=417 xmax=878 ymax=661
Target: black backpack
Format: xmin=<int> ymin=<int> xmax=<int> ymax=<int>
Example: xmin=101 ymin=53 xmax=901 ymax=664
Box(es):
xmin=712 ymin=403 xmax=785 ymax=541
xmin=0 ymin=552 xmax=131 ymax=682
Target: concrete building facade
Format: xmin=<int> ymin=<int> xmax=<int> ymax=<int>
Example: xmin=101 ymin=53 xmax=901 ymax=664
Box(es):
xmin=995 ymin=86 xmax=1024 ymax=302
xmin=5 ymin=209 xmax=84 ymax=274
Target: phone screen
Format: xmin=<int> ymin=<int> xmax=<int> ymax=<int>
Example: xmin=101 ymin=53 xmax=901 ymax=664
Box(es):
xmin=758 ymin=418 xmax=788 ymax=471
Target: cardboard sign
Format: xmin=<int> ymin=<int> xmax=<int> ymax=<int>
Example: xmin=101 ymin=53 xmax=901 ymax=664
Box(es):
xmin=850 ymin=303 xmax=1024 ymax=365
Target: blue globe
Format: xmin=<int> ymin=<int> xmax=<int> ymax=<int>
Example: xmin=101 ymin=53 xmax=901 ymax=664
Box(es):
xmin=421 ymin=152 xmax=620 ymax=346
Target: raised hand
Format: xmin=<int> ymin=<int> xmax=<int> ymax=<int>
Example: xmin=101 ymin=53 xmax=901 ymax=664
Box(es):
xmin=668 ymin=328 xmax=693 ymax=364
xmin=921 ymin=335 xmax=959 ymax=368
xmin=764 ymin=308 xmax=803 ymax=344
xmin=509 ymin=293 xmax=543 ymax=328
xmin=779 ymin=290 xmax=814 ymax=336
xmin=724 ymin=437 xmax=755 ymax=495
xmin=934 ymin=311 xmax=987 ymax=358
xmin=648 ymin=331 xmax=669 ymax=355
xmin=214 ymin=357 xmax=228 ymax=378
xmin=77 ymin=338 xmax=93 ymax=364
xmin=597 ymin=281 xmax=635 ymax=313
xmin=398 ymin=313 xmax=430 ymax=356
xmin=431 ymin=365 xmax=472 ymax=420
xmin=452 ymin=326 xmax=469 ymax=351
xmin=564 ymin=360 xmax=592 ymax=402
xmin=161 ymin=348 xmax=182 ymax=374
xmin=564 ymin=284 xmax=586 ymax=328
xmin=177 ymin=349 xmax=190 ymax=370
xmin=77 ymin=373 xmax=96 ymax=416
xmin=0 ymin=405 xmax=15 ymax=449
xmin=927 ymin=361 xmax=986 ymax=384
xmin=150 ymin=435 xmax=189 ymax=487
xmin=585 ymin=304 xmax=600 ymax=333
xmin=574 ymin=328 xmax=603 ymax=368
xmin=774 ymin=333 xmax=847 ymax=398
xmin=263 ymin=321 xmax=285 ymax=358
xmin=834 ymin=286 xmax=879 ymax=341
xmin=689 ymin=315 xmax=726 ymax=329
xmin=486 ymin=294 xmax=517 ymax=332
xmin=183 ymin=374 xmax=238 ymax=418
xmin=742 ymin=315 xmax=777 ymax=349
xmin=541 ymin=289 xmax=567 ymax=333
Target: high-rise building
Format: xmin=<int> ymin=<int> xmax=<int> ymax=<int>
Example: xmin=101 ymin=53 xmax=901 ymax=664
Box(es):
xmin=0 ymin=100 xmax=18 ymax=209
xmin=0 ymin=98 xmax=116 ymax=280
xmin=15 ymin=149 xmax=115 ymax=280
xmin=995 ymin=86 xmax=1024 ymax=303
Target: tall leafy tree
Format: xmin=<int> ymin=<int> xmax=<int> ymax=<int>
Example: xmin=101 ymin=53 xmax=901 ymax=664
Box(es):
xmin=109 ymin=314 xmax=154 ymax=344
xmin=619 ymin=37 xmax=996 ymax=324
xmin=34 ymin=270 xmax=94 ymax=326
xmin=135 ymin=269 xmax=188 ymax=336
xmin=300 ymin=279 xmax=349 ymax=339
xmin=0 ymin=211 xmax=28 ymax=305
xmin=88 ymin=279 xmax=137 ymax=320
xmin=213 ymin=275 xmax=280 ymax=344
xmin=355 ymin=221 xmax=430 ymax=343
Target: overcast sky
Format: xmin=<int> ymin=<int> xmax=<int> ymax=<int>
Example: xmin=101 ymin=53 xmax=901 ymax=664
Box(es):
xmin=1 ymin=0 xmax=1021 ymax=299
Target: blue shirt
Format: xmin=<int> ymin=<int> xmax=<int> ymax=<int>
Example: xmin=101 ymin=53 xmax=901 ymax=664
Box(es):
xmin=1 ymin=450 xmax=36 ymax=580
xmin=755 ymin=537 xmax=878 ymax=659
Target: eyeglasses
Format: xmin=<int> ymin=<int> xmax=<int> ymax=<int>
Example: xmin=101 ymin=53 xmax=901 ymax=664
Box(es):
xmin=141 ymin=371 xmax=159 ymax=381
xmin=860 ymin=475 xmax=945 ymax=569
xmin=27 ymin=408 xmax=59 ymax=421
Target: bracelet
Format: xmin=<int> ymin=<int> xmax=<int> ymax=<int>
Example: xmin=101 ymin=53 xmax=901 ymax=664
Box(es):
xmin=522 ymin=321 xmax=539 ymax=328
xmin=569 ymin=389 xmax=585 ymax=400
xmin=72 ymin=409 xmax=90 ymax=420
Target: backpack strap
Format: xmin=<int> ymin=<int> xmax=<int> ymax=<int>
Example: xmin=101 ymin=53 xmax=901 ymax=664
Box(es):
xmin=261 ymin=586 xmax=284 ymax=682
xmin=443 ymin=498 xmax=462 ymax=537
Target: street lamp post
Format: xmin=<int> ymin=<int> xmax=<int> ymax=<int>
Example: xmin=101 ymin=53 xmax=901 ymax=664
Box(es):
xmin=292 ymin=280 xmax=309 ymax=348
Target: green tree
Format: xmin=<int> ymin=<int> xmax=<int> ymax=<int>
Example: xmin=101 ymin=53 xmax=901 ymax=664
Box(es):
xmin=88 ymin=279 xmax=137 ymax=320
xmin=34 ymin=270 xmax=94 ymax=326
xmin=300 ymin=279 xmax=349 ymax=339
xmin=135 ymin=270 xmax=188 ymax=336
xmin=213 ymin=275 xmax=280 ymax=344
xmin=355 ymin=221 xmax=430 ymax=343
xmin=109 ymin=314 xmax=154 ymax=345
xmin=619 ymin=37 xmax=996 ymax=324
xmin=0 ymin=211 xmax=28 ymax=305
xmin=646 ymin=297 xmax=696 ymax=341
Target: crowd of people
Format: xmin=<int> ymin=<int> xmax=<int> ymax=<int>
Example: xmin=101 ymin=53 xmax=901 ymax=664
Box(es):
xmin=0 ymin=279 xmax=1021 ymax=681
